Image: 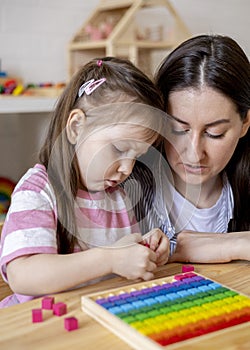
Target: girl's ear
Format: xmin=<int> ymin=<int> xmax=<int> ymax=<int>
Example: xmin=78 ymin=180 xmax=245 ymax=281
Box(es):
xmin=66 ymin=109 xmax=86 ymax=144
xmin=240 ymin=110 xmax=250 ymax=138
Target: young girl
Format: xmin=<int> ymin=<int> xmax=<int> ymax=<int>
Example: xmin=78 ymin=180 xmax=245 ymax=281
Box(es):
xmin=127 ymin=34 xmax=250 ymax=262
xmin=0 ymin=57 xmax=169 ymax=307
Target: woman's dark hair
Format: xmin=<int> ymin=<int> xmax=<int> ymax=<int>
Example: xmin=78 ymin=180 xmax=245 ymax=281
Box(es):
xmin=39 ymin=57 xmax=164 ymax=253
xmin=155 ymin=34 xmax=250 ymax=231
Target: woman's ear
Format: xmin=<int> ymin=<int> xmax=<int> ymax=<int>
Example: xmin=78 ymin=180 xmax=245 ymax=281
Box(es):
xmin=66 ymin=109 xmax=86 ymax=144
xmin=240 ymin=110 xmax=250 ymax=138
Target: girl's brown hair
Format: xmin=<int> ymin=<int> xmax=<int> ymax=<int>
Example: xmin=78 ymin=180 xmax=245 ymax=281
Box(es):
xmin=39 ymin=57 xmax=164 ymax=253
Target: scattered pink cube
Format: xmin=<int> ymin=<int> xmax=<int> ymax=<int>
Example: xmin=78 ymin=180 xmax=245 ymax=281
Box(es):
xmin=174 ymin=274 xmax=186 ymax=280
xmin=53 ymin=302 xmax=67 ymax=316
xmin=41 ymin=296 xmax=55 ymax=310
xmin=64 ymin=317 xmax=78 ymax=331
xmin=32 ymin=308 xmax=43 ymax=323
xmin=182 ymin=265 xmax=195 ymax=273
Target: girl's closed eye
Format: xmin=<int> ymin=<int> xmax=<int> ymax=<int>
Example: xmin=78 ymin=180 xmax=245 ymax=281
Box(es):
xmin=112 ymin=144 xmax=127 ymax=155
xmin=113 ymin=145 xmax=122 ymax=153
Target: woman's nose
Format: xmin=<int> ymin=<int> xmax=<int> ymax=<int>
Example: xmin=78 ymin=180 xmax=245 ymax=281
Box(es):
xmin=185 ymin=134 xmax=205 ymax=163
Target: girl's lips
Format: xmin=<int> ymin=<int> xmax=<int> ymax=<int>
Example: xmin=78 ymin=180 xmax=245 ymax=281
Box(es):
xmin=106 ymin=180 xmax=119 ymax=187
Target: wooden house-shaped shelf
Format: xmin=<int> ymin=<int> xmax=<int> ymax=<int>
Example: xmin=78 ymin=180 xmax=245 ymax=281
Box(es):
xmin=68 ymin=0 xmax=191 ymax=78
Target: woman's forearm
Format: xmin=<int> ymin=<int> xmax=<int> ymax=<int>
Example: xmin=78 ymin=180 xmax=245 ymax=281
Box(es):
xmin=169 ymin=231 xmax=250 ymax=263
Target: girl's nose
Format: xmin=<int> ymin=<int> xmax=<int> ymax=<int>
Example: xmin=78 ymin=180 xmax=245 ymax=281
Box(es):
xmin=117 ymin=158 xmax=135 ymax=176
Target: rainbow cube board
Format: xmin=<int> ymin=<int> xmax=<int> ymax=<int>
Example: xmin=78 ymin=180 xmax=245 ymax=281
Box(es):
xmin=81 ymin=271 xmax=250 ymax=349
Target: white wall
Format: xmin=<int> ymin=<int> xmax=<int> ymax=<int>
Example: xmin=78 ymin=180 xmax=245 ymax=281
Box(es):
xmin=0 ymin=0 xmax=249 ymax=183
xmin=0 ymin=0 xmax=249 ymax=84
xmin=0 ymin=0 xmax=99 ymax=84
xmin=172 ymin=0 xmax=250 ymax=58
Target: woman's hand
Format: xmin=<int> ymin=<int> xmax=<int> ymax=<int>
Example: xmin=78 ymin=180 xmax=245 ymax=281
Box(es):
xmin=169 ymin=230 xmax=250 ymax=263
xmin=142 ymin=229 xmax=170 ymax=266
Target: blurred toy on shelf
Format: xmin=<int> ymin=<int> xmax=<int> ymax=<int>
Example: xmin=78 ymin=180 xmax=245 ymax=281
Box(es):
xmin=0 ymin=59 xmax=7 ymax=78
xmin=84 ymin=16 xmax=115 ymax=41
xmin=22 ymin=82 xmax=66 ymax=97
xmin=0 ymin=59 xmax=65 ymax=98
xmin=135 ymin=25 xmax=164 ymax=42
xmin=0 ymin=78 xmax=65 ymax=97
xmin=0 ymin=177 xmax=16 ymax=221
xmin=0 ymin=77 xmax=23 ymax=95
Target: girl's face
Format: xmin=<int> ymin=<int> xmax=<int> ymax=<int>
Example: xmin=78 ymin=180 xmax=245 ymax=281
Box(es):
xmin=165 ymin=87 xmax=250 ymax=187
xmin=75 ymin=123 xmax=155 ymax=192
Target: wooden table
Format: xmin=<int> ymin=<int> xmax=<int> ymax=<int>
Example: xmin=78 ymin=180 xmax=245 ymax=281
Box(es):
xmin=0 ymin=261 xmax=250 ymax=350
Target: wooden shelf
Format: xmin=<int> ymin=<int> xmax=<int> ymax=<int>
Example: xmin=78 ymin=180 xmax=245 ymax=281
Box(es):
xmin=69 ymin=40 xmax=176 ymax=50
xmin=68 ymin=0 xmax=191 ymax=77
xmin=0 ymin=96 xmax=58 ymax=114
xmin=98 ymin=0 xmax=134 ymax=11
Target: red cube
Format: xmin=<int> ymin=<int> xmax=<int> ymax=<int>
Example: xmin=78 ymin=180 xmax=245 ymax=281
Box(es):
xmin=32 ymin=309 xmax=43 ymax=323
xmin=41 ymin=296 xmax=55 ymax=310
xmin=64 ymin=317 xmax=79 ymax=331
xmin=53 ymin=302 xmax=67 ymax=316
xmin=182 ymin=265 xmax=195 ymax=273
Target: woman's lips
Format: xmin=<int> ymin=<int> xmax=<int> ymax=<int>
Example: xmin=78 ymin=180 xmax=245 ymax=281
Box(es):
xmin=182 ymin=163 xmax=208 ymax=174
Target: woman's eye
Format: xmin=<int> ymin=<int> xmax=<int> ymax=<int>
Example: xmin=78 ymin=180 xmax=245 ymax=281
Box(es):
xmin=205 ymin=131 xmax=225 ymax=139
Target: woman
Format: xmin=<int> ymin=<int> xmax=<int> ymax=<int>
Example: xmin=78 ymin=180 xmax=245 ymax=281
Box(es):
xmin=127 ymin=34 xmax=250 ymax=263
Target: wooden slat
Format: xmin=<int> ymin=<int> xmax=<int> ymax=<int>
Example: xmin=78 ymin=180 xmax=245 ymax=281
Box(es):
xmin=0 ymin=262 xmax=250 ymax=349
xmin=0 ymin=222 xmax=13 ymax=302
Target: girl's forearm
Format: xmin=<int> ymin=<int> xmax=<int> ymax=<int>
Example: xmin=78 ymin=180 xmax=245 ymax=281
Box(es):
xmin=6 ymin=248 xmax=112 ymax=295
xmin=169 ymin=231 xmax=250 ymax=263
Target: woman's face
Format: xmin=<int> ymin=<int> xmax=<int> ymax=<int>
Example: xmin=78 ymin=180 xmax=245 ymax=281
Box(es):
xmin=164 ymin=87 xmax=249 ymax=187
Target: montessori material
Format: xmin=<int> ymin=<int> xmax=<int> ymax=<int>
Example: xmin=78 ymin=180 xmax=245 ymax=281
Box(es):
xmin=32 ymin=297 xmax=78 ymax=332
xmin=81 ymin=270 xmax=250 ymax=349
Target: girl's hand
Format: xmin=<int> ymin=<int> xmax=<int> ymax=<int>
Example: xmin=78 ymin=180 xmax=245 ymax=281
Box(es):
xmin=110 ymin=233 xmax=158 ymax=281
xmin=142 ymin=229 xmax=170 ymax=266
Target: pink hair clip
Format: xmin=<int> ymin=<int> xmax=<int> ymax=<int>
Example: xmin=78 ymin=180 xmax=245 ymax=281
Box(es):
xmin=97 ymin=59 xmax=103 ymax=67
xmin=78 ymin=78 xmax=106 ymax=97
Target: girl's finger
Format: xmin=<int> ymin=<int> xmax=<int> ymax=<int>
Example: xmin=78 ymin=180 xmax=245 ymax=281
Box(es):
xmin=147 ymin=260 xmax=157 ymax=272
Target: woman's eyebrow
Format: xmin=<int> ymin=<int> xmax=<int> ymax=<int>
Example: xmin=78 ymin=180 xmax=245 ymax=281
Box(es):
xmin=205 ymin=119 xmax=231 ymax=127
xmin=167 ymin=114 xmax=189 ymax=125
xmin=167 ymin=114 xmax=231 ymax=127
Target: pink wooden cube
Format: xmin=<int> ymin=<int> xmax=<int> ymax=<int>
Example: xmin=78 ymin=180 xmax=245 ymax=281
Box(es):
xmin=32 ymin=309 xmax=43 ymax=323
xmin=53 ymin=302 xmax=67 ymax=316
xmin=174 ymin=274 xmax=186 ymax=280
xmin=41 ymin=296 xmax=54 ymax=310
xmin=64 ymin=317 xmax=78 ymax=331
xmin=182 ymin=265 xmax=195 ymax=273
